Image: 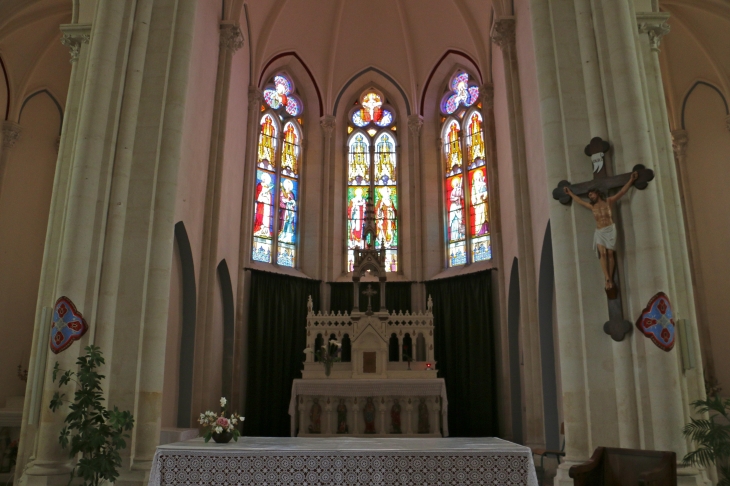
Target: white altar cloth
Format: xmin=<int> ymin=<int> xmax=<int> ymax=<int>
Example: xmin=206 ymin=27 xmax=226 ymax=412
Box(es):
xmin=149 ymin=436 xmax=538 ymax=485
xmin=289 ymin=378 xmax=449 ymax=437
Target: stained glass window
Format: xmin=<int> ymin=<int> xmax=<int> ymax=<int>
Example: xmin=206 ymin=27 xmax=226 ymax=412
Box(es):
xmin=252 ymin=74 xmax=303 ymax=267
xmin=441 ymin=72 xmax=491 ymax=267
xmin=347 ymin=89 xmax=398 ymax=272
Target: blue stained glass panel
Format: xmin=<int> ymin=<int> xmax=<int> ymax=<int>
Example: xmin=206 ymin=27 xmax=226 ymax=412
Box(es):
xmin=374 ymin=109 xmax=394 ymax=127
xmin=252 ymin=237 xmax=272 ymax=263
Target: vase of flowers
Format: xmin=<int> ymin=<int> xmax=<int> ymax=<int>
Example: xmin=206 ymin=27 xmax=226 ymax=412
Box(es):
xmin=199 ymin=397 xmax=243 ymax=443
xmin=305 ymin=339 xmax=341 ymax=377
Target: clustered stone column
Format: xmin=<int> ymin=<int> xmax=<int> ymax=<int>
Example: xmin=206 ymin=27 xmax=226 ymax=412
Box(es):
xmin=490 ymin=16 xmax=544 ymax=449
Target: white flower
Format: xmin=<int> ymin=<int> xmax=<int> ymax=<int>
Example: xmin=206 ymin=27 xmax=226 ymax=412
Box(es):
xmin=220 ymin=397 xmax=227 ymax=408
xmin=231 ymin=418 xmax=238 ymax=425
xmin=303 ymin=347 xmax=313 ymax=354
xmin=215 ymin=426 xmax=223 ymax=434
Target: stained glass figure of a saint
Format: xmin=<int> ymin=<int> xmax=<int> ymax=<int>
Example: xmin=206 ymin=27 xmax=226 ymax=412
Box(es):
xmin=347 ymin=187 xmax=368 ymax=248
xmin=253 ymin=171 xmax=275 ymax=238
xmin=447 ymin=176 xmax=465 ymax=243
xmin=258 ymin=115 xmax=277 ymax=171
xmin=470 ymin=169 xmax=488 ymax=236
xmin=349 ymin=134 xmax=370 ymax=185
xmin=281 ymin=122 xmax=299 ymax=177
xmin=445 ymin=120 xmax=462 ymax=176
xmin=278 ymin=178 xmax=297 ymax=243
xmin=467 ymin=112 xmax=485 ymax=167
xmin=375 ymin=133 xmax=396 ymax=185
xmin=375 ymin=186 xmax=397 ymax=249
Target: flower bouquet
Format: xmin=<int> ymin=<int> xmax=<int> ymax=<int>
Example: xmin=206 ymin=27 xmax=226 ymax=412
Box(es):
xmin=199 ymin=397 xmax=243 ymax=443
xmin=305 ymin=339 xmax=341 ymax=377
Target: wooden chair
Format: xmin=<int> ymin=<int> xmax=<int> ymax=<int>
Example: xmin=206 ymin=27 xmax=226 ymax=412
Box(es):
xmin=569 ymin=447 xmax=677 ymax=486
xmin=531 ymin=423 xmax=565 ymax=485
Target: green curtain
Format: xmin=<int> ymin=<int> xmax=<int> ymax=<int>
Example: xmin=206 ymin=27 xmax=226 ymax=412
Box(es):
xmin=329 ymin=282 xmax=411 ymax=313
xmin=385 ymin=282 xmax=412 ymax=313
xmin=244 ymin=269 xmax=320 ymax=437
xmin=425 ymin=270 xmax=498 ymax=437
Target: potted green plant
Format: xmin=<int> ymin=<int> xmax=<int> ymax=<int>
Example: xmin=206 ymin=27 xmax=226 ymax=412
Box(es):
xmin=682 ymin=394 xmax=730 ymax=486
xmin=50 ymin=345 xmax=134 ymax=486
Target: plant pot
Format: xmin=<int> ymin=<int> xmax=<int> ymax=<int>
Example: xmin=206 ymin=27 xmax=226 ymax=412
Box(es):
xmin=212 ymin=431 xmax=233 ymax=444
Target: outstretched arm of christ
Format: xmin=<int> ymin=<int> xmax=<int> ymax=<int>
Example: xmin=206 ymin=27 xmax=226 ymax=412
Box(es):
xmin=608 ymin=171 xmax=639 ymax=204
xmin=563 ymin=186 xmax=593 ymax=209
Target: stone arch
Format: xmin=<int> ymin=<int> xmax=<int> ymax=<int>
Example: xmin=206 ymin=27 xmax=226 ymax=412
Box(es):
xmin=217 ymin=259 xmax=235 ymax=401
xmin=538 ymin=221 xmax=560 ymax=450
xmin=681 ymin=80 xmax=728 ymax=129
xmin=0 ymin=55 xmax=8 ymax=120
xmin=508 ymin=257 xmax=523 ymax=443
xmin=334 ymin=66 xmax=411 ymax=116
xmin=174 ymin=222 xmax=197 ymax=428
xmin=18 ymin=89 xmax=63 ymax=135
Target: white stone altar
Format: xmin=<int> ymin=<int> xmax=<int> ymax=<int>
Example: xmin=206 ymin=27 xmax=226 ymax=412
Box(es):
xmin=148 ymin=437 xmax=539 ymax=486
xmin=289 ymin=379 xmax=448 ymax=437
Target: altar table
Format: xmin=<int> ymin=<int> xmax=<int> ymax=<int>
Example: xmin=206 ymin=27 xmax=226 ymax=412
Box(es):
xmin=289 ymin=378 xmax=449 ymax=437
xmin=149 ymin=436 xmax=539 ymax=485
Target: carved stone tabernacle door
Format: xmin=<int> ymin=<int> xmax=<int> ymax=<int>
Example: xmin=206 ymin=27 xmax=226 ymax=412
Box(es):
xmin=363 ymin=352 xmax=376 ymax=373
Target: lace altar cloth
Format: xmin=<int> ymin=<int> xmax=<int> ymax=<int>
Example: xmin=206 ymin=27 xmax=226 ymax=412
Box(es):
xmin=289 ymin=379 xmax=449 ymax=437
xmin=148 ymin=437 xmax=538 ymax=486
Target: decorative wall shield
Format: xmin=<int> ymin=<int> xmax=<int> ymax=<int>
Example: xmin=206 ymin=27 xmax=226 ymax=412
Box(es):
xmin=50 ymin=296 xmax=88 ymax=354
xmin=635 ymin=292 xmax=675 ymax=351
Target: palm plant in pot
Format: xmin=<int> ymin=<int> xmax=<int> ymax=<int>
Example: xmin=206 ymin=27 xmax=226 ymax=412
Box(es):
xmin=682 ymin=394 xmax=730 ymax=485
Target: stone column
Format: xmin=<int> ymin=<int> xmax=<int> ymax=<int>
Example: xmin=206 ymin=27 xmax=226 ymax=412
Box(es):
xmin=407 ymin=115 xmax=424 ymax=309
xmin=193 ymin=20 xmax=244 ymax=417
xmin=672 ymin=130 xmax=715 ymax=389
xmin=0 ymin=121 xmax=21 ymax=198
xmin=319 ymin=115 xmax=336 ymax=292
xmin=491 ymin=16 xmax=544 ymax=448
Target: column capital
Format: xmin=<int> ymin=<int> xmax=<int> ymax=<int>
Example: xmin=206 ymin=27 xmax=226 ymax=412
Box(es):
xmin=59 ymin=23 xmax=91 ymax=63
xmin=479 ymin=83 xmax=494 ymax=109
xmin=320 ymin=115 xmax=336 ymax=135
xmin=220 ymin=21 xmax=244 ymax=53
xmin=671 ymin=129 xmax=688 ymax=157
xmin=2 ymin=121 xmax=21 ymax=149
xmin=407 ymin=115 xmax=423 ymax=135
xmin=248 ymin=86 xmax=264 ymax=106
xmin=490 ymin=17 xmax=516 ymax=49
xmin=637 ymin=12 xmax=671 ymax=53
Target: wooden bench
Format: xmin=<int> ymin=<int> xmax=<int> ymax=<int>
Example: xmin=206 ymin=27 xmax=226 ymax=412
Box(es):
xmin=569 ymin=447 xmax=676 ymax=486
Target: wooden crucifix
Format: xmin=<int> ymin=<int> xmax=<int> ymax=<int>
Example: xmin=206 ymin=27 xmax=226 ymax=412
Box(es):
xmin=552 ymin=137 xmax=655 ymax=341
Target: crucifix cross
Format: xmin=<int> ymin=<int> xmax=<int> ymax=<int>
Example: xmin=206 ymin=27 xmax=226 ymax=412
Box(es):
xmin=552 ymin=137 xmax=655 ymax=341
xmin=362 ymin=284 xmax=377 ymax=314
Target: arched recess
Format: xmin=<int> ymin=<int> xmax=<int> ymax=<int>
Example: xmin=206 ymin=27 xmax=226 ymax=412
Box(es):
xmin=681 ymin=80 xmax=729 ymax=129
xmin=18 ymin=89 xmax=63 ymax=134
xmin=0 ymin=55 xmax=9 ymax=120
xmin=507 ymin=257 xmax=523 ymax=443
xmin=174 ymin=222 xmax=197 ymax=428
xmin=538 ymin=222 xmax=560 ymax=450
xmin=217 ymin=259 xmax=235 ymax=400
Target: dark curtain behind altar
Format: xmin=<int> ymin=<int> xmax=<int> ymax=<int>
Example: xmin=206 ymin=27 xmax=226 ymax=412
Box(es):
xmin=426 ymin=270 xmax=498 ymax=437
xmin=244 ymin=269 xmax=320 ymax=436
xmin=329 ymin=282 xmax=412 ymax=313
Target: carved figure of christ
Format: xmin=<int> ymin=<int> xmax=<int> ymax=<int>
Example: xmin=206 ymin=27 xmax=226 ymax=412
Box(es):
xmin=564 ymin=171 xmax=638 ymax=290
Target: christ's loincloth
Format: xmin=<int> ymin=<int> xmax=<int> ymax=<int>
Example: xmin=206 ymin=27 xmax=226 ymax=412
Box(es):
xmin=593 ymin=223 xmax=617 ymax=255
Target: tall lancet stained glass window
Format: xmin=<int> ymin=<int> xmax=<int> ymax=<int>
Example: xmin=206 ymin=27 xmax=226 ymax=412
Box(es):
xmin=440 ymin=71 xmax=491 ymax=267
xmin=252 ymin=74 xmax=303 ymax=267
xmin=347 ymin=89 xmax=398 ymax=272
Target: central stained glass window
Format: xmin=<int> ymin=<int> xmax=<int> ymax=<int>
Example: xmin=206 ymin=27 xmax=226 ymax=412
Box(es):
xmin=346 ymin=89 xmax=398 ymax=272
xmin=252 ymin=73 xmax=303 ymax=267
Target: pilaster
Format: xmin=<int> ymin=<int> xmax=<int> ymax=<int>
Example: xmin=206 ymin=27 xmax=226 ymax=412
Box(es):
xmin=407 ymin=114 xmax=424 ymax=310
xmin=319 ymin=115 xmax=336 ymax=296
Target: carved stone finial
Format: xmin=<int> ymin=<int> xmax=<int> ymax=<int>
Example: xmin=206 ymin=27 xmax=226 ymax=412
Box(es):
xmin=407 ymin=115 xmax=423 ymax=135
xmin=491 ymin=17 xmax=516 ymax=49
xmin=479 ymin=84 xmax=494 ymax=109
xmin=637 ymin=13 xmax=671 ymax=53
xmin=2 ymin=121 xmax=21 ymax=149
xmin=220 ymin=22 xmax=244 ymax=53
xmin=427 ymin=295 xmax=433 ymax=312
xmin=320 ymin=115 xmax=336 ymax=135
xmin=248 ymin=86 xmax=264 ymax=105
xmin=61 ymin=33 xmax=90 ymax=63
xmin=307 ymin=295 xmax=313 ymax=313
xmin=671 ymin=129 xmax=688 ymax=157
